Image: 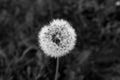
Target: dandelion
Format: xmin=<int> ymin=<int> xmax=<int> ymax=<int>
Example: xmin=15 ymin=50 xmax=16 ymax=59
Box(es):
xmin=116 ymin=1 xmax=120 ymax=6
xmin=38 ymin=19 xmax=76 ymax=57
xmin=38 ymin=19 xmax=77 ymax=80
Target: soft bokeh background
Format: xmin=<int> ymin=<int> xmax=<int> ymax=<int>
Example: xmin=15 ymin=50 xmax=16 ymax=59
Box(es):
xmin=0 ymin=0 xmax=120 ymax=80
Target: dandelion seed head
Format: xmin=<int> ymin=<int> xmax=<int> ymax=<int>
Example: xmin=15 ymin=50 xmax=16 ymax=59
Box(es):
xmin=38 ymin=19 xmax=77 ymax=58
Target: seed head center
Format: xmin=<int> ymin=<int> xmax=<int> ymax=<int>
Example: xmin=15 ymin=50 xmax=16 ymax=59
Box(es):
xmin=52 ymin=33 xmax=61 ymax=45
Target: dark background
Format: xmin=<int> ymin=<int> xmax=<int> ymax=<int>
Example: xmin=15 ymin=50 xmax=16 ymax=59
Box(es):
xmin=0 ymin=0 xmax=120 ymax=80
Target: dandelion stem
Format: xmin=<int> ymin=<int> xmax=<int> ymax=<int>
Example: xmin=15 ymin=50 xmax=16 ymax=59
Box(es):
xmin=54 ymin=57 xmax=59 ymax=80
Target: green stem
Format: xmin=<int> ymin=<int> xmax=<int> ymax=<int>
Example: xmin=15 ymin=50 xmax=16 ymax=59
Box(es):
xmin=54 ymin=58 xmax=59 ymax=80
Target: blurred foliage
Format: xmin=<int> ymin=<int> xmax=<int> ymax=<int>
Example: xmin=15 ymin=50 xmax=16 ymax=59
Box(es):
xmin=0 ymin=0 xmax=120 ymax=80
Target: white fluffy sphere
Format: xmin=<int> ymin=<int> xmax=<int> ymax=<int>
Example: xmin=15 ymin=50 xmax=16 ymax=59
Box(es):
xmin=38 ymin=19 xmax=77 ymax=58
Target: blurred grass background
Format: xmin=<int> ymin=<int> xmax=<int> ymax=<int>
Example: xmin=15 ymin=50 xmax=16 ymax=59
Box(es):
xmin=0 ymin=0 xmax=120 ymax=80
